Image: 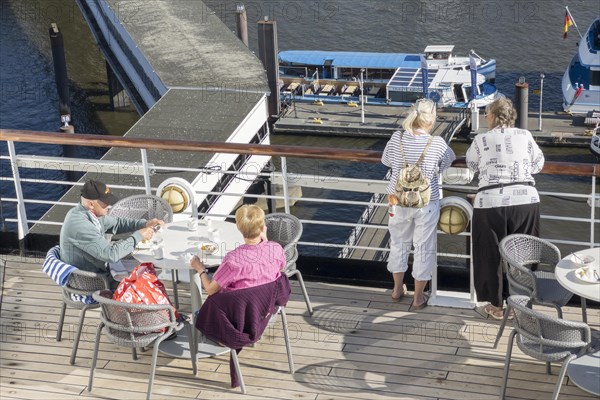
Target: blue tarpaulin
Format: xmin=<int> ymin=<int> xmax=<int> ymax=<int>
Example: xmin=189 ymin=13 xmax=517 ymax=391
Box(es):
xmin=279 ymin=50 xmax=422 ymax=69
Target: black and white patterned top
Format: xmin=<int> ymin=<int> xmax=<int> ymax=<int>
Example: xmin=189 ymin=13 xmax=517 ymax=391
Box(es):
xmin=382 ymin=130 xmax=456 ymax=201
xmin=466 ymin=127 xmax=545 ymax=209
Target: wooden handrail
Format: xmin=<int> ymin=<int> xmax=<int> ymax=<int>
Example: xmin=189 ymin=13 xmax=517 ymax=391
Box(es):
xmin=2 ymin=129 xmax=599 ymax=177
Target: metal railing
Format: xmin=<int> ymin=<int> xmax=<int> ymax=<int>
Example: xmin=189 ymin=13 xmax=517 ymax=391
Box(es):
xmin=1 ymin=129 xmax=599 ymax=307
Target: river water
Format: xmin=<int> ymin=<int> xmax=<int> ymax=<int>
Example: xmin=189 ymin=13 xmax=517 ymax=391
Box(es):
xmin=1 ymin=0 xmax=598 ymax=255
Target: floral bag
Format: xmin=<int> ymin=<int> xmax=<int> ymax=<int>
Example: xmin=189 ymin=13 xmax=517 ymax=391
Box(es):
xmin=112 ymin=263 xmax=180 ymax=321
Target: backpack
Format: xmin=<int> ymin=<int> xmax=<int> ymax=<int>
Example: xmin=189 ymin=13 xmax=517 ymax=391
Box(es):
xmin=393 ymin=133 xmax=433 ymax=208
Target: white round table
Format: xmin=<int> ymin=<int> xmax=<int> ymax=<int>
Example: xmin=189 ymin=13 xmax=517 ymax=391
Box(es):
xmin=133 ymin=219 xmax=244 ymax=359
xmin=555 ymin=247 xmax=600 ymax=396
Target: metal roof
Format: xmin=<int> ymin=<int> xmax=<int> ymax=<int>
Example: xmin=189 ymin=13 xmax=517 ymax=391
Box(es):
xmin=279 ymin=50 xmax=421 ymax=69
xmin=424 ymin=45 xmax=455 ymax=53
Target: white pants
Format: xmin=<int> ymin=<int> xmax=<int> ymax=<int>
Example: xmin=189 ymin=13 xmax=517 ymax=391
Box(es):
xmin=387 ymin=200 xmax=439 ymax=281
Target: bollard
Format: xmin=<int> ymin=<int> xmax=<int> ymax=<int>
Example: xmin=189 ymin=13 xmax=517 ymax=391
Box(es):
xmin=236 ymin=5 xmax=249 ymax=47
xmin=514 ymin=78 xmax=529 ymax=130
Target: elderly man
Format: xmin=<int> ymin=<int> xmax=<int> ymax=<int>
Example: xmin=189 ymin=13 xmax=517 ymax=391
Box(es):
xmin=59 ymin=180 xmax=164 ymax=289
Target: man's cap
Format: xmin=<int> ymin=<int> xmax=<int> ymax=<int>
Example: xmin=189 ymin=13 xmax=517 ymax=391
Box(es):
xmin=81 ymin=180 xmax=119 ymax=205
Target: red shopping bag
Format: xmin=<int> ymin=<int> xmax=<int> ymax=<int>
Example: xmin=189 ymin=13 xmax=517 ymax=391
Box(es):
xmin=112 ymin=263 xmax=180 ymax=321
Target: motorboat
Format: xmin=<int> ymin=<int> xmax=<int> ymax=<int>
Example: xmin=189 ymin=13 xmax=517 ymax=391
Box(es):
xmin=278 ymin=46 xmax=500 ymax=108
xmin=561 ymin=17 xmax=600 ymax=114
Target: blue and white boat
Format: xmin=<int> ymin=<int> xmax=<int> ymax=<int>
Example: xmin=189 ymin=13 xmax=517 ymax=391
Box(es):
xmin=278 ymin=46 xmax=500 ymax=108
xmin=562 ymin=17 xmax=600 ymax=114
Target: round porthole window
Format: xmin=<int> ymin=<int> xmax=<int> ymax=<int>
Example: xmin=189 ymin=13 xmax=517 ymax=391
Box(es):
xmin=438 ymin=196 xmax=473 ymax=235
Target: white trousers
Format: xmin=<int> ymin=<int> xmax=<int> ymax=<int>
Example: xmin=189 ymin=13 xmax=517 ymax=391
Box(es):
xmin=387 ymin=200 xmax=439 ymax=281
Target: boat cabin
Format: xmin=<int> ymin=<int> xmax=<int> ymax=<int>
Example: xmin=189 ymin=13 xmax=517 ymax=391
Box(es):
xmin=424 ymin=45 xmax=454 ymax=61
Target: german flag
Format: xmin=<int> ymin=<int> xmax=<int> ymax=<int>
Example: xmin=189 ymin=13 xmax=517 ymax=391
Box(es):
xmin=563 ymin=11 xmax=574 ymax=39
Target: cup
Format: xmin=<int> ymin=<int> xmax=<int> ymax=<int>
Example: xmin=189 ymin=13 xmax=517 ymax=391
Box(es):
xmin=187 ymin=217 xmax=198 ymax=231
xmin=207 ymin=228 xmax=220 ymax=243
xmin=151 ymin=244 xmax=164 ymax=259
xmin=206 ymin=218 xmax=213 ymax=228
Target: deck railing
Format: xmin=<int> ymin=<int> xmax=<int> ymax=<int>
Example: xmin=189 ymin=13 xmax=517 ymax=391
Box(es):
xmin=1 ymin=129 xmax=599 ymax=307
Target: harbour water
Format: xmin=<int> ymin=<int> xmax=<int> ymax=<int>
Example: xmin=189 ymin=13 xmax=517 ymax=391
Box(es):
xmin=1 ymin=0 xmax=598 ymax=254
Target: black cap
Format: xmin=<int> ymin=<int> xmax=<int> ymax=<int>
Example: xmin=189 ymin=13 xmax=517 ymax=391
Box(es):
xmin=81 ymin=180 xmax=119 ymax=205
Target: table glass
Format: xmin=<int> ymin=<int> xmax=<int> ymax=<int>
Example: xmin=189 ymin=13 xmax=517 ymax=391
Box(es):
xmin=133 ymin=219 xmax=244 ymax=359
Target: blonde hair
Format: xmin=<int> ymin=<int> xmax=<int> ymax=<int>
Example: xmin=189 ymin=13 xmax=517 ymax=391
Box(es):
xmin=402 ymin=98 xmax=437 ymax=133
xmin=235 ymin=204 xmax=265 ymax=239
xmin=485 ymin=97 xmax=517 ymax=128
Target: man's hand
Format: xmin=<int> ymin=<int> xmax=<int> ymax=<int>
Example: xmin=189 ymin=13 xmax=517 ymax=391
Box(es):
xmin=146 ymin=219 xmax=165 ymax=229
xmin=138 ymin=227 xmax=154 ymax=241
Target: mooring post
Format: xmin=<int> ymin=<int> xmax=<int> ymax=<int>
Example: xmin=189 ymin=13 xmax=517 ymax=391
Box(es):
xmin=515 ymin=76 xmax=529 ymax=130
xmin=236 ymin=5 xmax=249 ymax=47
xmin=49 ymin=23 xmax=72 ymax=128
xmin=257 ymin=17 xmax=280 ymax=125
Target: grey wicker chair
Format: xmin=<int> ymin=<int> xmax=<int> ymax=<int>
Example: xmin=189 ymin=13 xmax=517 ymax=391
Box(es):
xmin=107 ymin=194 xmax=180 ymax=308
xmin=88 ymin=290 xmax=188 ymax=400
xmin=493 ymin=234 xmax=585 ymax=348
xmin=265 ymin=213 xmax=313 ymax=315
xmin=58 ymin=269 xmax=110 ymax=365
xmin=500 ymin=295 xmax=592 ymax=400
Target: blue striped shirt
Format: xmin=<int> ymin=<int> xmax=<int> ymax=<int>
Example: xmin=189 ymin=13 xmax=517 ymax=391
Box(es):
xmin=382 ymin=130 xmax=456 ymax=201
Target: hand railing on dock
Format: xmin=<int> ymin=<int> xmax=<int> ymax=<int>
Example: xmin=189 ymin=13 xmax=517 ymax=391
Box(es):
xmin=2 ymin=129 xmax=599 ymax=308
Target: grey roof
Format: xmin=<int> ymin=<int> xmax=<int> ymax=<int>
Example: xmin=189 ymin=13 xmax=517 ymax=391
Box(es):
xmin=106 ymin=0 xmax=268 ymax=89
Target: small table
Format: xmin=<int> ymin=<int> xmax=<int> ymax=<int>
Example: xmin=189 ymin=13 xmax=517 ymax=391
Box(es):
xmin=555 ymin=247 xmax=600 ymax=396
xmin=133 ymin=219 xmax=243 ymax=359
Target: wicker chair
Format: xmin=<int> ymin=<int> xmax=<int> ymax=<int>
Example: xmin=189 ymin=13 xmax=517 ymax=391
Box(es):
xmin=42 ymin=245 xmax=110 ymax=365
xmin=265 ymin=213 xmax=313 ymax=315
xmin=88 ymin=290 xmax=188 ymax=400
xmin=500 ymin=295 xmax=592 ymax=400
xmin=493 ymin=234 xmax=585 ymax=348
xmin=107 ymin=194 xmax=180 ymax=308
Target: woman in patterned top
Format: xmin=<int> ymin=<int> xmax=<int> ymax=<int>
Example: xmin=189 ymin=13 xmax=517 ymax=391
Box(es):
xmin=382 ymin=99 xmax=456 ymax=310
xmin=466 ymin=97 xmax=545 ymax=319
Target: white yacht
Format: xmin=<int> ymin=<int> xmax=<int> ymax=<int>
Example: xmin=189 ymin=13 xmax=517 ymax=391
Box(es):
xmin=562 ymin=17 xmax=600 ymax=114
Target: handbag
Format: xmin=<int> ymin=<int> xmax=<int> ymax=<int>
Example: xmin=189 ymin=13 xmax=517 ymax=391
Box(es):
xmin=112 ymin=263 xmax=180 ymax=322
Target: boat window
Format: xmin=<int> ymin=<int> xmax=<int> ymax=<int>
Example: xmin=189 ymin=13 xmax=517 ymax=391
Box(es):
xmin=590 ymin=70 xmax=600 ymax=86
xmin=453 ymin=84 xmax=465 ymax=102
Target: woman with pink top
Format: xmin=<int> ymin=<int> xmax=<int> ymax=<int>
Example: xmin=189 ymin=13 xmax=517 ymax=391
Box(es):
xmin=190 ymin=204 xmax=285 ymax=295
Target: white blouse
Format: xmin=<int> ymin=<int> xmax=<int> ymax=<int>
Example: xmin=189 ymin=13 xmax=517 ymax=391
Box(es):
xmin=466 ymin=127 xmax=545 ymax=209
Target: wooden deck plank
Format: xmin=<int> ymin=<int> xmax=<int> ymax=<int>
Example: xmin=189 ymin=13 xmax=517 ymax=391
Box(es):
xmin=1 ymin=255 xmax=598 ymax=400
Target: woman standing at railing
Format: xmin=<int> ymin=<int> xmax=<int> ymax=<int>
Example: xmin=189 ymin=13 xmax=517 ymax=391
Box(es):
xmin=466 ymin=97 xmax=545 ymax=319
xmin=382 ymin=98 xmax=456 ymax=310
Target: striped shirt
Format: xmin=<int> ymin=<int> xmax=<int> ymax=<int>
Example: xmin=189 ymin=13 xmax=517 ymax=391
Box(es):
xmin=213 ymin=240 xmax=284 ymax=291
xmin=382 ymin=130 xmax=456 ymax=201
xmin=466 ymin=127 xmax=545 ymax=209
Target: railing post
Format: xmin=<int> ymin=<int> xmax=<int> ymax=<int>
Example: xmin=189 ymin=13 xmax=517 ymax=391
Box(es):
xmin=280 ymin=156 xmax=291 ymax=213
xmin=591 ymin=176 xmax=596 ymax=248
xmin=140 ymin=149 xmax=152 ymax=195
xmin=7 ymin=141 xmax=29 ymax=240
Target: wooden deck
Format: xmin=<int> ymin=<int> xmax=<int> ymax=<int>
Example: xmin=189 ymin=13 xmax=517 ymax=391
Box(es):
xmin=1 ymin=254 xmax=598 ymax=400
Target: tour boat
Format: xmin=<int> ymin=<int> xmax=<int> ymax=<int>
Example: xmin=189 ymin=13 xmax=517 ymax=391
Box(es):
xmin=278 ymin=46 xmax=500 ymax=108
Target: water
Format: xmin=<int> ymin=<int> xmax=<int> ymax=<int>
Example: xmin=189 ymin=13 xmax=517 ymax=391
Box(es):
xmin=1 ymin=0 xmax=598 ymax=253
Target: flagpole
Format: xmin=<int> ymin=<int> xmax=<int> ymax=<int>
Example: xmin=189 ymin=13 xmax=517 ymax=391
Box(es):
xmin=565 ymin=6 xmax=583 ymax=39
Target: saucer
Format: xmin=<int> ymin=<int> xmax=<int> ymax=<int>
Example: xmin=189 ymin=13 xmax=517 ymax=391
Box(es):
xmin=198 ymin=242 xmax=218 ymax=255
xmin=574 ymin=267 xmax=600 ymax=284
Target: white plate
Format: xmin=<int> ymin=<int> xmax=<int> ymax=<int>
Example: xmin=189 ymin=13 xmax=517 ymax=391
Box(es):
xmin=566 ymin=253 xmax=596 ymax=268
xmin=198 ymin=241 xmax=219 ymax=255
xmin=136 ymin=241 xmax=152 ymax=250
xmin=573 ymin=267 xmax=600 ymax=284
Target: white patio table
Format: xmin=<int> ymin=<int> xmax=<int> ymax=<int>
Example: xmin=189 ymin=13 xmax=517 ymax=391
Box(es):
xmin=133 ymin=219 xmax=243 ymax=359
xmin=555 ymin=247 xmax=600 ymax=396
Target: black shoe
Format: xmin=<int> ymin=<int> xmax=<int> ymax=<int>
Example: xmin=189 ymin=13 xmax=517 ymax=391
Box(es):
xmin=165 ymin=331 xmax=177 ymax=341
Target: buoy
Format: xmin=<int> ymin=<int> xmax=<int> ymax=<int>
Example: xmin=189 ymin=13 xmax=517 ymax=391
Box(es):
xmin=313 ymin=100 xmax=324 ymax=106
xmin=311 ymin=117 xmax=323 ymax=124
xmin=347 ymin=101 xmax=358 ymax=107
